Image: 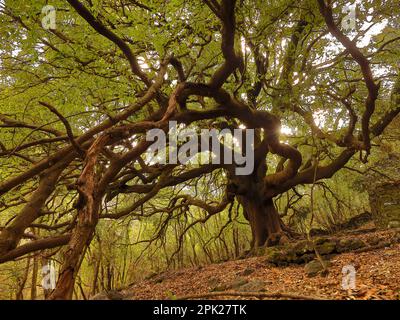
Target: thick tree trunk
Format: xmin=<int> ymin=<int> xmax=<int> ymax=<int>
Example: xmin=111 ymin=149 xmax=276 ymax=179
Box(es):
xmin=48 ymin=220 xmax=98 ymax=300
xmin=239 ymin=195 xmax=285 ymax=247
xmin=48 ymin=135 xmax=108 ymax=300
xmin=231 ymin=163 xmax=288 ymax=248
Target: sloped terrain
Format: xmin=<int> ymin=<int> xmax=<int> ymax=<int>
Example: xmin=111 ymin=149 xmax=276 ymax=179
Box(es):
xmin=94 ymin=227 xmax=400 ymax=300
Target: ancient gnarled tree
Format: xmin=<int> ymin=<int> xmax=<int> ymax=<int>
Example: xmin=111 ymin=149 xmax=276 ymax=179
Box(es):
xmin=0 ymin=0 xmax=399 ymax=299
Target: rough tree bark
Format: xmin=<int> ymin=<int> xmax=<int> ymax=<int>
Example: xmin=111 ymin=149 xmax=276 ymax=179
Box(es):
xmin=232 ymin=167 xmax=287 ymax=248
xmin=240 ymin=196 xmax=284 ymax=247
xmin=48 ymin=135 xmax=109 ymax=300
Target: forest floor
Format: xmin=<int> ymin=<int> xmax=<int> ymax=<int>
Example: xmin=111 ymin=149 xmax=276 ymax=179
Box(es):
xmin=111 ymin=226 xmax=400 ymax=300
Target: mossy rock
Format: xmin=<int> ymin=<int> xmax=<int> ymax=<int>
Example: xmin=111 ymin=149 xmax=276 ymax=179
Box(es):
xmin=366 ymin=237 xmax=380 ymax=246
xmin=290 ymin=240 xmax=314 ymax=254
xmin=297 ymin=253 xmax=316 ymax=264
xmin=287 ymin=238 xmax=336 ymax=257
xmin=264 ymin=247 xmax=286 ymax=264
xmin=388 ymin=220 xmax=400 ymax=229
xmin=228 ymin=277 xmax=249 ymax=290
xmin=285 ymin=250 xmax=301 ymax=263
xmin=304 ymin=259 xmax=331 ymax=277
xmin=315 ymin=241 xmax=337 ymax=255
xmin=337 ymin=238 xmax=366 ymax=253
xmin=254 ymin=246 xmax=266 ymax=256
xmin=262 ymin=234 xmax=378 ymax=265
xmin=314 ymin=237 xmax=331 ymax=245
xmin=264 ymin=239 xmax=336 ymax=264
xmin=211 ymin=277 xmax=249 ymax=291
xmin=211 ymin=284 xmax=229 ymax=292
xmin=238 ymin=280 xmax=266 ymax=292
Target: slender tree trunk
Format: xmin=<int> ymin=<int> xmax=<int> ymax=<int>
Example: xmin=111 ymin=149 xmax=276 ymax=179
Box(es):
xmin=16 ymin=257 xmax=31 ymax=300
xmin=31 ymin=254 xmax=39 ymax=300
xmin=91 ymin=258 xmax=100 ymax=297
xmin=77 ymin=276 xmax=87 ymax=300
xmin=232 ymin=227 xmax=240 ymax=258
xmin=106 ymin=265 xmax=113 ymax=291
xmin=100 ymin=265 xmax=105 ymax=291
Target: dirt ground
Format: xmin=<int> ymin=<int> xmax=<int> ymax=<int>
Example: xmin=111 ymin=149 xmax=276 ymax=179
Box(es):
xmin=121 ymin=228 xmax=400 ymax=300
